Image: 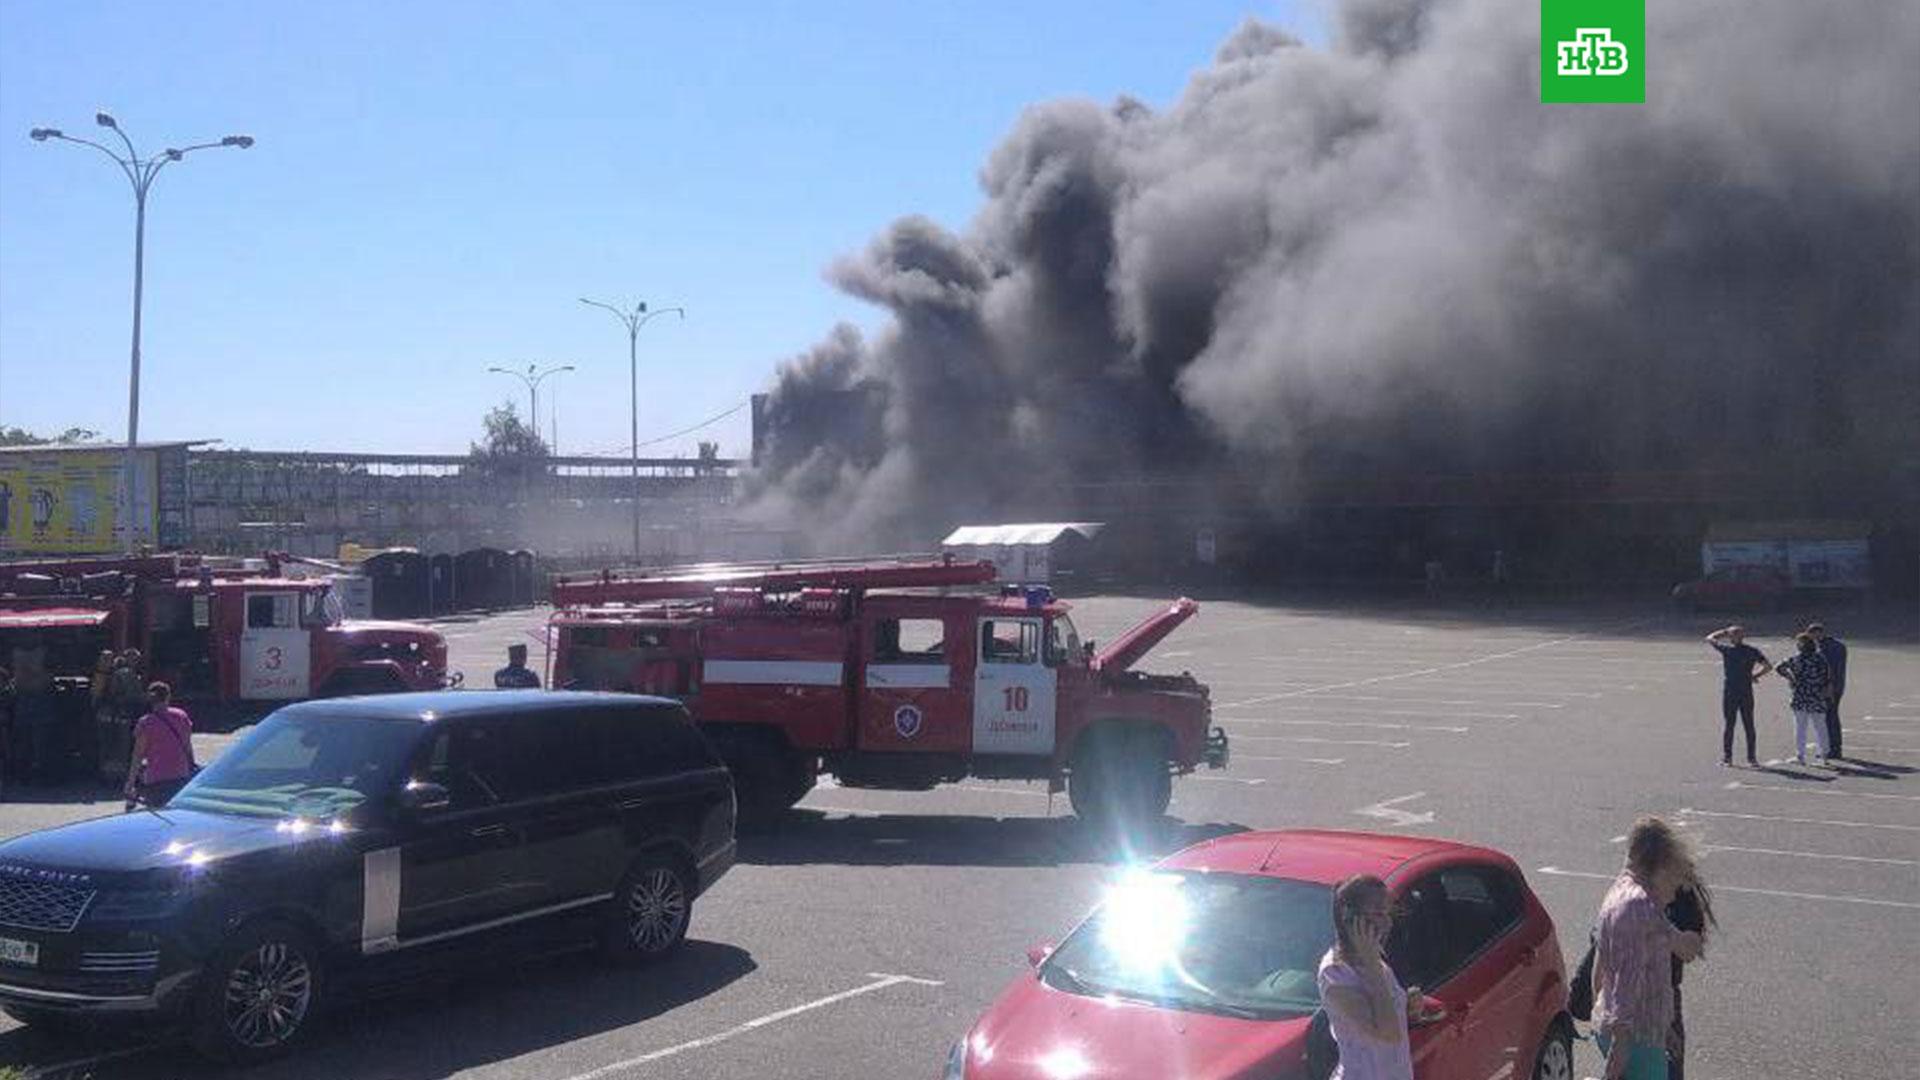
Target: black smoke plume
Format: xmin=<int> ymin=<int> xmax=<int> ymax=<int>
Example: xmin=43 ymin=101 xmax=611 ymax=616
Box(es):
xmin=748 ymin=0 xmax=1920 ymax=552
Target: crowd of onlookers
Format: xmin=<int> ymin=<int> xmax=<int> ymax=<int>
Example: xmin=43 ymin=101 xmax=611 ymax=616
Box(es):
xmin=0 ymin=642 xmax=154 ymax=792
xmin=1705 ymin=620 xmax=1848 ymax=767
xmin=1319 ymin=618 xmax=1856 ymax=1080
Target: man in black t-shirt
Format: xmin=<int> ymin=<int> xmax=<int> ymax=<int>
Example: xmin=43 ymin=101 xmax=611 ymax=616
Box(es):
xmin=1705 ymin=625 xmax=1769 ymax=766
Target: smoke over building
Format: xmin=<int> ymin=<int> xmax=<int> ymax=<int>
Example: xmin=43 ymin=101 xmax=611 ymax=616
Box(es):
xmin=747 ymin=0 xmax=1920 ymax=578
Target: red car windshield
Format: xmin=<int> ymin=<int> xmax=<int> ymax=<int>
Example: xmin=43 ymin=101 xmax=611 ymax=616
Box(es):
xmin=1040 ymin=870 xmax=1332 ymax=1020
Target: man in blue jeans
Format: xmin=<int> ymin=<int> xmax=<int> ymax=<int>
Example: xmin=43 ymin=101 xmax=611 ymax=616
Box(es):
xmin=1807 ymin=622 xmax=1847 ymax=759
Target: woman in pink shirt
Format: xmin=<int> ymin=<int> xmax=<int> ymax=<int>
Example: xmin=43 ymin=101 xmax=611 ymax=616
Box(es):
xmin=125 ymin=681 xmax=196 ymax=809
xmin=1592 ymin=817 xmax=1704 ymax=1080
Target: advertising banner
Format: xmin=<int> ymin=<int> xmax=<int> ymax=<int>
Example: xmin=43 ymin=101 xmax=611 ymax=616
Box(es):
xmin=1701 ymin=540 xmax=1789 ymax=576
xmin=1786 ymin=539 xmax=1872 ymax=588
xmin=0 ymin=448 xmax=158 ymax=554
xmin=1702 ymin=537 xmax=1872 ymax=588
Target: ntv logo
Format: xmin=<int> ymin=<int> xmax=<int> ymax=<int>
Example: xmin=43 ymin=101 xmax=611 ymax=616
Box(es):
xmin=1556 ymin=27 xmax=1629 ymax=76
xmin=1541 ymin=1 xmax=1642 ymax=102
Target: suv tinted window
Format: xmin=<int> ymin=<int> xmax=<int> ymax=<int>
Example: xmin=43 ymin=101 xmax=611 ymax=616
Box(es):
xmin=506 ymin=705 xmax=717 ymax=797
xmin=412 ymin=718 xmax=515 ymax=809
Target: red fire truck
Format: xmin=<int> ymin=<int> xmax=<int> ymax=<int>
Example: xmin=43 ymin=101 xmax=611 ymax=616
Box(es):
xmin=547 ymin=556 xmax=1228 ymax=827
xmin=0 ymin=554 xmax=450 ymax=779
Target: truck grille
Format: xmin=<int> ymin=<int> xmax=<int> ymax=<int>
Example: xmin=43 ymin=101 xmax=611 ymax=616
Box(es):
xmin=80 ymin=950 xmax=160 ymax=974
xmin=0 ymin=880 xmax=96 ymax=933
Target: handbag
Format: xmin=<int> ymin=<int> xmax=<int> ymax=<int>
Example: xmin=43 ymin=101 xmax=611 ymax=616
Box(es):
xmin=1304 ymin=1007 xmax=1338 ymax=1080
xmin=1568 ymin=928 xmax=1597 ymax=1022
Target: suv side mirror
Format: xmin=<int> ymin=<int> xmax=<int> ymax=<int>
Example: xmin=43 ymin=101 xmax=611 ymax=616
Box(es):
xmin=399 ymin=780 xmax=451 ymax=814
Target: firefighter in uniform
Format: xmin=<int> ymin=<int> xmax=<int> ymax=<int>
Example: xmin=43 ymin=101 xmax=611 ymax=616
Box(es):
xmin=493 ymin=644 xmax=541 ymax=689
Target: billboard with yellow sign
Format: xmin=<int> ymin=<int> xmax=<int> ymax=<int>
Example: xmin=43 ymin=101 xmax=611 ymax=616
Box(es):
xmin=0 ymin=447 xmax=158 ymax=554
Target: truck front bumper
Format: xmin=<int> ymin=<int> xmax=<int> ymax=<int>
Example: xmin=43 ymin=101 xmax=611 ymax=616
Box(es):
xmin=1204 ymin=726 xmax=1230 ymax=769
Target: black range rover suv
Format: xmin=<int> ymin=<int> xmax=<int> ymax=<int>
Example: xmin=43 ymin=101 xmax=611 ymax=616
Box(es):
xmin=0 ymin=691 xmax=735 ymax=1062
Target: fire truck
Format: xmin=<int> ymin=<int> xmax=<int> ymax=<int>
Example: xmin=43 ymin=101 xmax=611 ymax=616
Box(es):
xmin=0 ymin=554 xmax=451 ymax=779
xmin=546 ymin=556 xmax=1228 ymax=826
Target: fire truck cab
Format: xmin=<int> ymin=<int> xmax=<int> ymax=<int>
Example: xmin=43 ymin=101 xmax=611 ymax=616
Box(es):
xmin=0 ymin=555 xmax=450 ymax=780
xmin=548 ymin=557 xmax=1228 ymax=827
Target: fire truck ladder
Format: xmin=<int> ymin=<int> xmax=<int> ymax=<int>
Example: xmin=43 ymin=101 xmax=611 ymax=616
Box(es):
xmin=550 ymin=552 xmax=998 ymax=606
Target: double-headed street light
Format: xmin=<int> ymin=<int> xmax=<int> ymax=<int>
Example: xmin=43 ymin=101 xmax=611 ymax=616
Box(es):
xmin=578 ymin=297 xmax=684 ymax=561
xmin=486 ymin=362 xmax=575 ymax=449
xmin=29 ymin=112 xmax=253 ymax=552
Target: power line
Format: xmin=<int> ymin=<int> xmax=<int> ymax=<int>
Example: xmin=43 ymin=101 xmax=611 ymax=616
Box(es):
xmin=574 ymin=399 xmax=750 ymax=457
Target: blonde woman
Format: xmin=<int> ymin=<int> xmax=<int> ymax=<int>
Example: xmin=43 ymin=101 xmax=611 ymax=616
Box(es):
xmin=1591 ymin=817 xmax=1703 ymax=1080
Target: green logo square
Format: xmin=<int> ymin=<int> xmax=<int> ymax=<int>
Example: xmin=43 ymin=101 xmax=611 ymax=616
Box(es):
xmin=1542 ymin=0 xmax=1645 ymax=103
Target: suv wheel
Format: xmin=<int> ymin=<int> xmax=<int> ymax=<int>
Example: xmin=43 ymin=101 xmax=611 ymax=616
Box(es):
xmin=188 ymin=920 xmax=323 ymax=1063
xmin=1532 ymin=1020 xmax=1574 ymax=1080
xmin=601 ymin=854 xmax=693 ymax=965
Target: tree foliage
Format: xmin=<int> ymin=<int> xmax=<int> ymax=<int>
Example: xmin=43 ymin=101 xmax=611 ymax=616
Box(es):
xmin=0 ymin=426 xmax=103 ymax=447
xmin=466 ymin=402 xmax=550 ymax=480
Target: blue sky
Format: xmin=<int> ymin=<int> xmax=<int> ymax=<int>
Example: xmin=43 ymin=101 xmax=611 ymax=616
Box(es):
xmin=0 ymin=1 xmax=1311 ymax=459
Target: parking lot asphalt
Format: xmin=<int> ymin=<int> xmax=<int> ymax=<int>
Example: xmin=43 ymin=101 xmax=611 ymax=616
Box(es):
xmin=2 ymin=592 xmax=1916 ymax=1080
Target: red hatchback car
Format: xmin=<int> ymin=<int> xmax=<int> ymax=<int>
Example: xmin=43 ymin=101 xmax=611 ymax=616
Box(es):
xmin=946 ymin=830 xmax=1573 ymax=1080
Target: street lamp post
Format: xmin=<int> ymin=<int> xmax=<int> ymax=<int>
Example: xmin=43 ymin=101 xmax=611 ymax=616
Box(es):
xmin=29 ymin=113 xmax=252 ymax=553
xmin=578 ymin=298 xmax=684 ymax=562
xmin=485 ymin=362 xmax=575 ymax=448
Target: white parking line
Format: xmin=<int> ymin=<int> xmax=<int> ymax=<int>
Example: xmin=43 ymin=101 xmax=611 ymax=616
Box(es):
xmin=1234 ymin=753 xmax=1347 ymax=765
xmin=1390 ymin=679 xmax=1639 ymax=693
xmin=1357 ymin=791 xmax=1435 ymax=827
xmin=1535 ymin=867 xmax=1920 ymax=910
xmin=1223 ymin=718 xmax=1470 ymax=733
xmin=1699 ymin=843 xmax=1917 ymax=866
xmin=1295 ymin=693 xmax=1568 ymax=709
xmin=22 ymin=1045 xmax=159 ymax=1080
xmin=1679 ymin=808 xmax=1920 ymax=832
xmin=1848 ymin=746 xmax=1920 ymax=755
xmin=1216 ymin=703 xmax=1518 ymax=720
xmin=1209 ymin=622 xmax=1654 ymax=707
xmin=1724 ymin=780 xmax=1920 ymax=802
xmin=1499 ymin=658 xmax=1708 ymax=667
xmin=559 ymin=972 xmax=943 ymax=1079
xmin=1370 ymin=685 xmax=1605 ymax=699
xmin=1259 ymin=703 xmax=1512 ymax=718
xmin=1230 ymin=734 xmax=1412 ymax=749
xmin=1849 ymin=730 xmax=1920 ymax=737
xmin=1186 ymin=774 xmax=1269 ymax=785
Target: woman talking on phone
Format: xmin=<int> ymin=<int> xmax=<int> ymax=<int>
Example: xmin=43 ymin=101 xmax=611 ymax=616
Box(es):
xmin=1317 ymin=874 xmax=1425 ymax=1080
